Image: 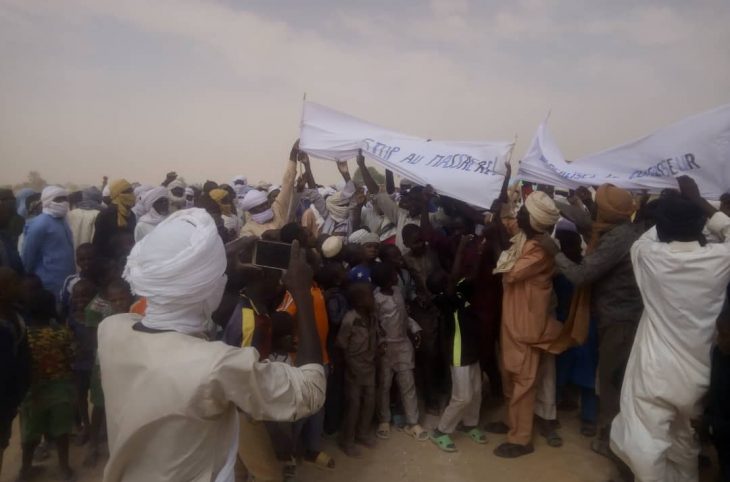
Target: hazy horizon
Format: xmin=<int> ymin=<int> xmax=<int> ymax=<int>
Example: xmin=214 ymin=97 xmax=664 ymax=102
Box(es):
xmin=1 ymin=0 xmax=729 ymax=188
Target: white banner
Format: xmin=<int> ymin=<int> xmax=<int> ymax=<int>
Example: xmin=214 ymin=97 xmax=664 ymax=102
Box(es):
xmin=518 ymin=104 xmax=730 ymax=199
xmin=299 ymin=102 xmax=514 ymax=209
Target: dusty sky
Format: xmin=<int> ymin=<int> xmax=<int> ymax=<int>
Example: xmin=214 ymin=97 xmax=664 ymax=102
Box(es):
xmin=1 ymin=0 xmax=729 ymax=188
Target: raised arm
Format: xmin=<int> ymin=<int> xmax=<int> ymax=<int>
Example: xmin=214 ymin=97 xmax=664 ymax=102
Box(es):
xmin=385 ymin=169 xmax=395 ymax=195
xmin=356 ymin=151 xmax=380 ymax=194
xmin=447 ymin=234 xmax=471 ymax=295
xmin=336 ymin=161 xmax=351 ymax=183
xmin=271 ymin=141 xmax=300 ymax=223
xmin=283 ymin=241 xmax=322 ymax=367
xmin=301 ymin=153 xmax=317 ymax=189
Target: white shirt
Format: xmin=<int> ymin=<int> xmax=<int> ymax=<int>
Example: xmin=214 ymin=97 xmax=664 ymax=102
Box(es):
xmin=98 ymin=314 xmax=325 ymax=482
xmin=611 ymin=212 xmax=730 ymax=480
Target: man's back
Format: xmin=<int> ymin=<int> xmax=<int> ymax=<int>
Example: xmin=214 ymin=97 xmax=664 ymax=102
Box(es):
xmin=99 ymin=314 xmax=237 ymax=482
xmin=99 ymin=313 xmax=326 ymax=482
xmin=631 ymin=229 xmax=730 ymax=376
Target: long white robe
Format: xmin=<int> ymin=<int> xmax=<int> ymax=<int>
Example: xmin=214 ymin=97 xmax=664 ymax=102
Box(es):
xmin=98 ymin=313 xmax=326 ymax=482
xmin=611 ymin=212 xmax=730 ymax=482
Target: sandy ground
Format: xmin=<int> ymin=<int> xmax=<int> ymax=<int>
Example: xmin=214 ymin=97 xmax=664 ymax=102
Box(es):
xmin=1 ymin=402 xmax=718 ymax=482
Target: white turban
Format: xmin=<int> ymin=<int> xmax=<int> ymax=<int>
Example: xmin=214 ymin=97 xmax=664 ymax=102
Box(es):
xmin=41 ymin=186 xmax=70 ymax=218
xmin=232 ymin=176 xmax=247 ymax=186
xmin=267 ymin=185 xmax=281 ymax=194
xmin=238 ymin=189 xmax=268 ymax=212
xmin=184 ymin=187 xmax=194 ymax=197
xmin=41 ymin=186 xmax=68 ymax=206
xmin=124 ymin=208 xmax=227 ymax=335
xmin=348 ymin=229 xmax=379 ymax=245
xmin=524 ymin=191 xmax=560 ymax=233
xmin=168 ymin=179 xmax=186 ymax=193
xmin=102 ymin=185 xmax=111 ymax=197
xmin=321 ymin=236 xmax=343 ymax=258
xmin=138 ymin=186 xmax=168 ymax=221
xmin=132 ymin=185 xmax=154 ymax=218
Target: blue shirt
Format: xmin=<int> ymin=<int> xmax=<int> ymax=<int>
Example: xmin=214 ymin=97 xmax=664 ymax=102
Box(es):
xmin=21 ymin=213 xmax=75 ymax=301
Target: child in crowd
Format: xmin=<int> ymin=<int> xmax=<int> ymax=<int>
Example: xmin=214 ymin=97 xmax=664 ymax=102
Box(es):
xmin=379 ymin=244 xmax=415 ymax=302
xmin=67 ymin=279 xmax=97 ymax=444
xmin=554 ymin=224 xmax=599 ymax=437
xmin=84 ymin=277 xmax=133 ymax=467
xmin=336 ymin=282 xmax=378 ymax=456
xmin=429 ymin=235 xmax=487 ymax=452
xmin=402 ymin=223 xmax=445 ymax=414
xmin=371 ymin=262 xmax=427 ymax=441
xmin=264 ymin=311 xmax=299 ymax=481
xmin=316 ymin=262 xmax=349 ymax=435
xmin=59 ymin=243 xmax=96 ymax=319
xmin=18 ymin=290 xmax=75 ymax=481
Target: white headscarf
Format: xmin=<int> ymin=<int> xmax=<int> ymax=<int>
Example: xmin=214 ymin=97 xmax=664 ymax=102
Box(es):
xmin=124 ymin=208 xmax=227 ymax=335
xmin=138 ymin=187 xmax=169 ymax=226
xmin=348 ymin=229 xmax=379 ymax=245
xmin=325 ymin=180 xmax=356 ymax=223
xmin=238 ymin=189 xmax=268 ymax=212
xmin=41 ymin=186 xmax=69 ymax=218
xmin=132 ymin=185 xmax=153 ymax=218
xmin=184 ymin=187 xmax=195 ymax=208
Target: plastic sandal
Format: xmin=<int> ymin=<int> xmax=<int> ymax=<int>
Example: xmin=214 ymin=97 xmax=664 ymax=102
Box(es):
xmin=306 ymin=451 xmax=335 ymax=469
xmin=404 ymin=424 xmax=429 ymax=441
xmin=460 ymin=427 xmax=487 ymax=444
xmin=430 ymin=432 xmax=457 ymax=452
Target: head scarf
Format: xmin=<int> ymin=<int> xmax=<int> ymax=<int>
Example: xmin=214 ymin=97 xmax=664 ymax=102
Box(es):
xmin=348 ymin=229 xmax=379 ymax=245
xmin=494 ymin=192 xmax=559 ymax=274
xmin=321 ymin=236 xmax=343 ymax=258
xmin=110 ymin=179 xmax=135 ymax=227
xmin=231 ymin=176 xmax=248 ymax=198
xmin=184 ymin=187 xmax=195 ymax=208
xmin=124 ymin=208 xmax=227 ymax=335
xmin=239 ymin=189 xmax=268 ymax=212
xmin=555 ymin=218 xmax=578 ymax=233
xmin=589 ymin=184 xmax=636 ymax=252
xmin=325 ymin=182 xmax=355 ymax=223
xmin=524 ymin=191 xmax=560 ymax=233
xmin=267 ymin=185 xmax=281 ymax=195
xmin=15 ymin=188 xmax=36 ymax=218
xmin=138 ymin=187 xmax=169 ymax=226
xmin=232 ymin=175 xmax=247 ymax=186
xmin=78 ymin=187 xmax=102 ymax=210
xmin=168 ymin=179 xmax=187 ymax=211
xmin=209 ymin=188 xmax=233 ymax=216
xmin=41 ymin=186 xmax=69 ymax=218
xmin=132 ymin=185 xmax=153 ymax=218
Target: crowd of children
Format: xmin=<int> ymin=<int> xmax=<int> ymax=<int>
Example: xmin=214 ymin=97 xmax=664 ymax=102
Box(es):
xmin=1 ymin=143 xmax=729 ymax=482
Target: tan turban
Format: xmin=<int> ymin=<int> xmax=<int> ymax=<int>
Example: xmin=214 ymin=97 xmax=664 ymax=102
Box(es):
xmin=524 ymin=191 xmax=560 ymax=233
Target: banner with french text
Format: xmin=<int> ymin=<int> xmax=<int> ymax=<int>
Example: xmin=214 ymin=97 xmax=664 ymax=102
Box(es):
xmin=299 ymin=102 xmax=514 ymax=209
xmin=518 ymin=104 xmax=730 ymax=199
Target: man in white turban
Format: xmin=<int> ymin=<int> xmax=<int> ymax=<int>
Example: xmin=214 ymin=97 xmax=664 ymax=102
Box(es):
xmin=133 ymin=186 xmax=169 ymax=242
xmin=98 ymin=208 xmax=326 ymax=482
xmin=238 ymin=141 xmax=300 ymax=238
xmin=321 ymin=180 xmax=356 ymax=238
xmin=489 ymin=190 xmax=564 ymax=458
xmin=21 ymin=186 xmax=75 ymax=302
xmin=167 ymin=179 xmax=187 ymax=212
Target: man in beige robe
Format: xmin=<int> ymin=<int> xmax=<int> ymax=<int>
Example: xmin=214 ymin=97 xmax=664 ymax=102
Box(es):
xmin=99 ymin=208 xmax=325 ymax=482
xmin=490 ymin=191 xmax=562 ymax=458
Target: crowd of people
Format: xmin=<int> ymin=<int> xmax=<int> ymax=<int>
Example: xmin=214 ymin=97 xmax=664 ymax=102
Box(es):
xmin=1 ymin=139 xmax=729 ymax=482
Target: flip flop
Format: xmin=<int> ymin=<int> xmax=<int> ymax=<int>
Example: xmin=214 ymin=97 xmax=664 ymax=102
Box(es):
xmin=459 ymin=426 xmax=487 ymax=444
xmin=403 ymin=424 xmax=429 ymax=441
xmin=304 ymin=451 xmax=335 ymax=470
xmin=430 ymin=432 xmax=457 ymax=452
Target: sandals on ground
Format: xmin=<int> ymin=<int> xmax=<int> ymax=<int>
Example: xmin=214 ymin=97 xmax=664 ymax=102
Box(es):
xmin=430 ymin=431 xmax=457 ymax=452
xmin=403 ymin=424 xmax=429 ymax=441
xmin=458 ymin=426 xmax=487 ymax=444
